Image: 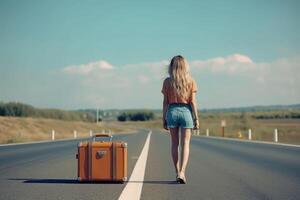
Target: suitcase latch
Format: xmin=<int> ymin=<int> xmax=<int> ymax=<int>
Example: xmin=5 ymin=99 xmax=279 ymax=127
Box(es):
xmin=96 ymin=150 xmax=107 ymax=159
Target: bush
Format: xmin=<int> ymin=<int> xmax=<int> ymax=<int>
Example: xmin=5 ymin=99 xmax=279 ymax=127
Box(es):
xmin=117 ymin=113 xmax=127 ymax=121
xmin=117 ymin=111 xmax=154 ymax=121
xmin=252 ymin=110 xmax=300 ymax=119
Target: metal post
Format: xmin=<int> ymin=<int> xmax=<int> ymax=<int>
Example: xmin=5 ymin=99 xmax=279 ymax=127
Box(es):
xmin=221 ymin=120 xmax=226 ymax=137
xmin=96 ymin=108 xmax=99 ymax=124
xmin=74 ymin=130 xmax=77 ymax=139
xmin=274 ymin=128 xmax=278 ymax=142
xmin=248 ymin=129 xmax=252 ymax=140
xmin=206 ymin=128 xmax=209 ymax=136
xmin=52 ymin=129 xmax=55 ymax=141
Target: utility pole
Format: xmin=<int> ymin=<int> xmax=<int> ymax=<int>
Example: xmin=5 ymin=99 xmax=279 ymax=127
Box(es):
xmin=96 ymin=107 xmax=99 ymax=124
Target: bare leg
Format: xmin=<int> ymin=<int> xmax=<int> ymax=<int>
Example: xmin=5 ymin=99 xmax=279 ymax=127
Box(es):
xmin=169 ymin=128 xmax=180 ymax=174
xmin=179 ymin=128 xmax=192 ymax=178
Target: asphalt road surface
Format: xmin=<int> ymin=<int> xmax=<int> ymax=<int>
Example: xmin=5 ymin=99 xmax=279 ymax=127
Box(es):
xmin=0 ymin=129 xmax=299 ymax=200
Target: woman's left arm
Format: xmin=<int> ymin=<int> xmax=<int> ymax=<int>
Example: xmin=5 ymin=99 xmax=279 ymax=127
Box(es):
xmin=190 ymin=92 xmax=200 ymax=129
xmin=162 ymin=95 xmax=169 ymax=130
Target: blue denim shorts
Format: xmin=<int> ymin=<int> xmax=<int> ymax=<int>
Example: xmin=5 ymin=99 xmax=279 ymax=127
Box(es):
xmin=166 ymin=104 xmax=194 ymax=128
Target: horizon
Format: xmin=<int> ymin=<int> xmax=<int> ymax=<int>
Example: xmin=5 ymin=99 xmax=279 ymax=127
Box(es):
xmin=0 ymin=0 xmax=299 ymax=109
xmin=1 ymin=100 xmax=299 ymax=111
xmin=76 ymin=102 xmax=300 ymax=111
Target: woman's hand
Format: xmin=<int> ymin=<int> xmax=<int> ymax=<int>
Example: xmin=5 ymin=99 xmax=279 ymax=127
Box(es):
xmin=163 ymin=120 xmax=169 ymax=130
xmin=193 ymin=119 xmax=200 ymax=130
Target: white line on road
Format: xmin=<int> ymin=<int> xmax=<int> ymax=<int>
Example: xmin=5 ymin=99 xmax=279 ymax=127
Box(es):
xmin=197 ymin=135 xmax=300 ymax=148
xmin=0 ymin=138 xmax=85 ymax=147
xmin=118 ymin=130 xmax=152 ymax=200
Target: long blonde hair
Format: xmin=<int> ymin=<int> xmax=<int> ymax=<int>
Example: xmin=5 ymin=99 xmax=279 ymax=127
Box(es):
xmin=168 ymin=55 xmax=192 ymax=100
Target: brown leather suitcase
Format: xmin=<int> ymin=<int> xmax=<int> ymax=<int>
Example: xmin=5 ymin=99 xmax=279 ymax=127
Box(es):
xmin=76 ymin=134 xmax=127 ymax=182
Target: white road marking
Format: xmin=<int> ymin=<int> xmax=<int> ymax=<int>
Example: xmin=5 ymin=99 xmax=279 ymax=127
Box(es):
xmin=118 ymin=131 xmax=152 ymax=200
xmin=197 ymin=135 xmax=300 ymax=148
xmin=0 ymin=138 xmax=83 ymax=147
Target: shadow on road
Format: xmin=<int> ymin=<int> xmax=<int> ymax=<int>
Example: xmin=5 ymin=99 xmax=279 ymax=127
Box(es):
xmin=129 ymin=180 xmax=178 ymax=184
xmin=8 ymin=178 xmax=178 ymax=185
xmin=8 ymin=178 xmax=122 ymax=184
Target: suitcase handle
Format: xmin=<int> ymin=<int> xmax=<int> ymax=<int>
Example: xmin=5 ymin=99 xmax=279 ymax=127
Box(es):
xmin=93 ymin=134 xmax=113 ymax=141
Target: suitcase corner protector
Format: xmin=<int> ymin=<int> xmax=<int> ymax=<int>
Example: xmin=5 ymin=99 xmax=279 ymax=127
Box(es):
xmin=121 ymin=142 xmax=128 ymax=148
xmin=78 ymin=142 xmax=82 ymax=147
xmin=122 ymin=177 xmax=127 ymax=182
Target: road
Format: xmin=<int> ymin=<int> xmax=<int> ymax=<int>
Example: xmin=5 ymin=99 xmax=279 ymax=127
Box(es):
xmin=0 ymin=129 xmax=299 ymax=200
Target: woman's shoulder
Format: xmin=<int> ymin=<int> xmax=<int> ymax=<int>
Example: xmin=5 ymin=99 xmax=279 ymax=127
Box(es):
xmin=163 ymin=77 xmax=171 ymax=85
xmin=161 ymin=77 xmax=171 ymax=94
xmin=164 ymin=77 xmax=170 ymax=81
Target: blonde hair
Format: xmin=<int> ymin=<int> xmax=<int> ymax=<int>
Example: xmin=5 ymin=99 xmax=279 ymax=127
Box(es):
xmin=168 ymin=55 xmax=192 ymax=100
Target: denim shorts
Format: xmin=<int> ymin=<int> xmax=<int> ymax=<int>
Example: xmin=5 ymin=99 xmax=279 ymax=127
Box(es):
xmin=166 ymin=104 xmax=194 ymax=128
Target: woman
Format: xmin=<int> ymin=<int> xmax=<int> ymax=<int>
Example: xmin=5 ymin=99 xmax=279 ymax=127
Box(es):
xmin=161 ymin=55 xmax=199 ymax=184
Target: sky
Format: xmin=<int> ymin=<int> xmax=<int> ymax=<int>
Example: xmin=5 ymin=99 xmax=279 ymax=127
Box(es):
xmin=0 ymin=0 xmax=299 ymax=109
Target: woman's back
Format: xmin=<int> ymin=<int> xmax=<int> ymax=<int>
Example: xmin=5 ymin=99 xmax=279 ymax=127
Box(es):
xmin=161 ymin=77 xmax=197 ymax=104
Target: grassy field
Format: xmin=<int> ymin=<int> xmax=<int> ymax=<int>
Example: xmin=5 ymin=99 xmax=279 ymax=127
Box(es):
xmin=1 ymin=111 xmax=300 ymax=145
xmin=196 ymin=114 xmax=300 ymax=145
xmin=111 ymin=113 xmax=300 ymax=145
xmin=0 ymin=116 xmax=135 ymax=144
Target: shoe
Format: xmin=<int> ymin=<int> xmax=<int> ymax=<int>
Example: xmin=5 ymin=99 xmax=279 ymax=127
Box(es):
xmin=176 ymin=174 xmax=180 ymax=183
xmin=181 ymin=176 xmax=186 ymax=184
xmin=177 ymin=174 xmax=186 ymax=184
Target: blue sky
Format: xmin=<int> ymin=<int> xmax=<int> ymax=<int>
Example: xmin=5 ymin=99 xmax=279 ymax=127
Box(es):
xmin=0 ymin=0 xmax=299 ymax=109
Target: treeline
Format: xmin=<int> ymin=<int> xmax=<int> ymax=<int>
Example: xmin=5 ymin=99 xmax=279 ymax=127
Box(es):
xmin=0 ymin=102 xmax=94 ymax=122
xmin=200 ymin=110 xmax=300 ymax=120
xmin=254 ymin=111 xmax=300 ymax=119
xmin=201 ymin=104 xmax=300 ymax=113
xmin=117 ymin=111 xmax=154 ymax=121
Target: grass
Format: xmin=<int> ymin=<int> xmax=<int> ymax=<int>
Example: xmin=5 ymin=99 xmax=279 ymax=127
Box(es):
xmin=196 ymin=113 xmax=300 ymax=145
xmin=1 ymin=111 xmax=300 ymax=145
xmin=112 ymin=113 xmax=300 ymax=145
xmin=0 ymin=116 xmax=135 ymax=144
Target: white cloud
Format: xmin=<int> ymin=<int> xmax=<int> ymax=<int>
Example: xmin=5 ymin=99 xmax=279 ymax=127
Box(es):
xmin=61 ymin=54 xmax=300 ymax=108
xmin=61 ymin=59 xmax=169 ymax=108
xmin=4 ymin=53 xmax=298 ymax=109
xmin=138 ymin=75 xmax=150 ymax=84
xmin=229 ymin=54 xmax=253 ymax=63
xmin=191 ymin=54 xmax=300 ymax=108
xmin=63 ymin=60 xmax=114 ymax=75
xmin=190 ymin=53 xmax=255 ymax=74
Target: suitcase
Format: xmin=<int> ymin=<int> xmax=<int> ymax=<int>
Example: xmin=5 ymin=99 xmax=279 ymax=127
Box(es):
xmin=76 ymin=134 xmax=127 ymax=182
